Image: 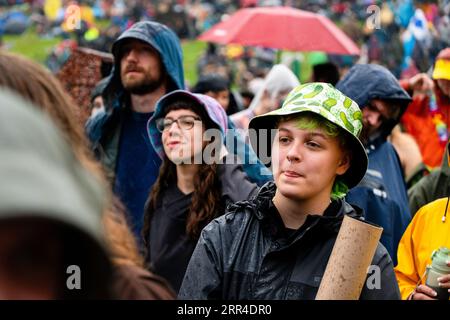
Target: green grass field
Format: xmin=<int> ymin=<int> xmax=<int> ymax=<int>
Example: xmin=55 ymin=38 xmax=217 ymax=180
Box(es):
xmin=3 ymin=29 xmax=62 ymax=63
xmin=3 ymin=29 xmax=207 ymax=86
xmin=181 ymin=39 xmax=207 ymax=86
xmin=3 ymin=27 xmax=321 ymax=88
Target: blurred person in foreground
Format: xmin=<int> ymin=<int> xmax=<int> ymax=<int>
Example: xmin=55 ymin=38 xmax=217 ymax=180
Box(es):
xmin=0 ymin=51 xmax=175 ymax=299
xmin=0 ymin=89 xmax=113 ymax=299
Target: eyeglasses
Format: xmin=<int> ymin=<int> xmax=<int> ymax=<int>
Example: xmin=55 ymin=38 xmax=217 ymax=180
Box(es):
xmin=156 ymin=115 xmax=202 ymax=132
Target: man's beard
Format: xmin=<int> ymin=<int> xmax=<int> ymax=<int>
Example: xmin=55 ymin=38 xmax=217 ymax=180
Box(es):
xmin=360 ymin=118 xmax=396 ymax=145
xmin=122 ymin=69 xmax=166 ymax=95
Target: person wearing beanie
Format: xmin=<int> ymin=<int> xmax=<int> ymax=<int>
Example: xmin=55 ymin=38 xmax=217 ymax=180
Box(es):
xmin=179 ymin=83 xmax=400 ymax=300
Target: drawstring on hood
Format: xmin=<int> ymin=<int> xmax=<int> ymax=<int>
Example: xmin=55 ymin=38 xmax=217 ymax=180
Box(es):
xmin=442 ymin=197 xmax=450 ymax=222
xmin=442 ymin=142 xmax=450 ymax=222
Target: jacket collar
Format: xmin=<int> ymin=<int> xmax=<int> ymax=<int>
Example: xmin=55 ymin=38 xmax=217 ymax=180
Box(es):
xmin=247 ymin=182 xmax=362 ymax=238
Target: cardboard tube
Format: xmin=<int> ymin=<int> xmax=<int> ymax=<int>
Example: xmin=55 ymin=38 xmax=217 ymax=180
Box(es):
xmin=315 ymin=215 xmax=383 ymax=300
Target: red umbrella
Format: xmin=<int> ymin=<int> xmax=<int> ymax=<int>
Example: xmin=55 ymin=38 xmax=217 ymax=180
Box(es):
xmin=198 ymin=6 xmax=360 ymax=56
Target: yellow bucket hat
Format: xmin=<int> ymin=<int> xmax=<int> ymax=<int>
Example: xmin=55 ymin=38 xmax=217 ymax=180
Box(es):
xmin=432 ymin=48 xmax=450 ymax=81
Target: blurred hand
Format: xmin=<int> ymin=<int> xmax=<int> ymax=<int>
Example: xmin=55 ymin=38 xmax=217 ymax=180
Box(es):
xmin=410 ymin=285 xmax=438 ymax=300
xmin=408 ymin=73 xmax=434 ymax=93
xmin=436 ymin=262 xmax=450 ymax=289
xmin=255 ymin=91 xmax=275 ymax=116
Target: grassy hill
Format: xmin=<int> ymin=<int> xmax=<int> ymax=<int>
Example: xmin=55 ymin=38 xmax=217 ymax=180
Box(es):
xmin=3 ymin=29 xmax=207 ymax=86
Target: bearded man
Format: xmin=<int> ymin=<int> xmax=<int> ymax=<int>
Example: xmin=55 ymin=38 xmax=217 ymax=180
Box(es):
xmin=86 ymin=21 xmax=185 ymax=240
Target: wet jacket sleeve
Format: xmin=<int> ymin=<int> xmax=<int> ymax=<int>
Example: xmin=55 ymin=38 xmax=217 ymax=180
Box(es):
xmin=225 ymin=120 xmax=273 ymax=187
xmin=178 ymin=221 xmax=223 ymax=299
xmin=85 ymin=110 xmax=107 ymax=144
xmin=408 ymin=174 xmax=434 ymax=217
xmin=395 ymin=217 xmax=420 ymax=300
xmin=221 ymin=163 xmax=258 ymax=207
xmin=360 ymin=244 xmax=401 ymax=300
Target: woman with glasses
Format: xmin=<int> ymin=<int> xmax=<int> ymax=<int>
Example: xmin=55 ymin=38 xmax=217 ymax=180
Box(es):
xmin=144 ymin=90 xmax=258 ymax=293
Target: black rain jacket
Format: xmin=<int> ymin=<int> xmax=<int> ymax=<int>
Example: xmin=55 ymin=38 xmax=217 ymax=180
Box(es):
xmin=179 ymin=182 xmax=400 ymax=300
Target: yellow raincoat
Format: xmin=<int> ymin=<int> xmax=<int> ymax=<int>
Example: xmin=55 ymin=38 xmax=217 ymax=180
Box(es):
xmin=395 ymin=197 xmax=450 ymax=299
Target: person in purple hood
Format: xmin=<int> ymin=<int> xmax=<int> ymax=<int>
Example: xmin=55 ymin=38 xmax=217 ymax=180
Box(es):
xmin=143 ymin=90 xmax=258 ymax=292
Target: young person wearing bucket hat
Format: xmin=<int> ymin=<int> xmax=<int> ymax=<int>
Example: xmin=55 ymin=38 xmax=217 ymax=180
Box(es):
xmin=143 ymin=90 xmax=258 ymax=293
xmin=178 ymin=83 xmax=400 ymax=300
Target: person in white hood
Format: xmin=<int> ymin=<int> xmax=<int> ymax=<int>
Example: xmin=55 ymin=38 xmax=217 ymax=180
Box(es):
xmin=230 ymin=64 xmax=300 ymax=132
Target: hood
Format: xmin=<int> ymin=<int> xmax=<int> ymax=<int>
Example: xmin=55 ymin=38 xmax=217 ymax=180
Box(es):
xmin=102 ymin=21 xmax=185 ymax=111
xmin=90 ymin=77 xmax=109 ymax=102
xmin=0 ymin=89 xmax=112 ymax=297
xmin=0 ymin=88 xmax=107 ymax=238
xmin=336 ymin=64 xmax=412 ymax=139
xmin=148 ymin=90 xmax=228 ymax=159
xmin=248 ymin=64 xmax=300 ymax=111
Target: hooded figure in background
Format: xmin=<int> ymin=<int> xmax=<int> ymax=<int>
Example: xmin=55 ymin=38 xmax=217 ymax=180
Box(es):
xmin=85 ymin=21 xmax=185 ymax=239
xmin=230 ymin=64 xmax=300 ymax=132
xmin=0 ymin=89 xmax=113 ymax=299
xmin=337 ymin=64 xmax=412 ymax=265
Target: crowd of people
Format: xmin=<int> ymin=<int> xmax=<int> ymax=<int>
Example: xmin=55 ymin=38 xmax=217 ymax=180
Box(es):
xmin=0 ymin=0 xmax=450 ymax=301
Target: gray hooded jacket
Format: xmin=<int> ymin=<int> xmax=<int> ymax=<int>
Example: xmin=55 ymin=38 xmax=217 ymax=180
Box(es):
xmin=0 ymin=89 xmax=113 ymax=298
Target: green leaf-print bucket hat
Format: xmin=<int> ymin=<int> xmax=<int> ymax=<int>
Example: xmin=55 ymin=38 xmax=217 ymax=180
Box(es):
xmin=248 ymin=82 xmax=368 ymax=189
